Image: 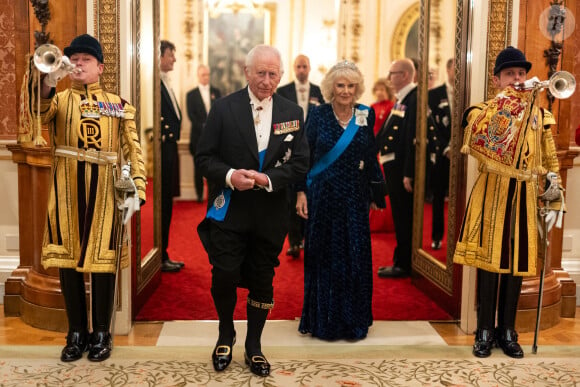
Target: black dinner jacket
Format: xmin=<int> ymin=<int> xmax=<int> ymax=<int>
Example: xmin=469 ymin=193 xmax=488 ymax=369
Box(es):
xmin=276 ymin=82 xmax=324 ymax=106
xmin=428 ymin=84 xmax=452 ymax=156
xmin=186 ymin=85 xmax=221 ymax=155
xmin=196 ymin=87 xmax=310 ymax=231
xmin=376 ymin=86 xmax=417 ymax=179
xmin=161 ymin=80 xmax=182 ymax=141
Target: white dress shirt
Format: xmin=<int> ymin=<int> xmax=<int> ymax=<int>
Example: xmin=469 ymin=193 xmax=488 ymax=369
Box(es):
xmin=225 ymin=87 xmax=273 ymax=191
xmin=161 ymin=72 xmax=181 ymax=120
xmin=295 ymin=81 xmax=310 ymax=120
xmin=199 ymin=83 xmax=211 ymax=114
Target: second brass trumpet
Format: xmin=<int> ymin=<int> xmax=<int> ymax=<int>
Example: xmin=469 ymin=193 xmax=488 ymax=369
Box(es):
xmin=515 ymin=71 xmax=576 ymax=99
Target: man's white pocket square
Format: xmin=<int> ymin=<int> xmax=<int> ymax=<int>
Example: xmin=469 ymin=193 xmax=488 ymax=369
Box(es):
xmin=284 ymin=134 xmax=294 ymax=142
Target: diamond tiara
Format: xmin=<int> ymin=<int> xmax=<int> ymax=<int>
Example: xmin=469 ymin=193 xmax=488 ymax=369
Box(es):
xmin=332 ymin=60 xmax=358 ymax=71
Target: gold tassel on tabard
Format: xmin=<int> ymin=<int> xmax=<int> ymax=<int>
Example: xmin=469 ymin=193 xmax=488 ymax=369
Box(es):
xmin=17 ymin=54 xmax=35 ymax=144
xmin=18 ymin=54 xmax=47 ymax=146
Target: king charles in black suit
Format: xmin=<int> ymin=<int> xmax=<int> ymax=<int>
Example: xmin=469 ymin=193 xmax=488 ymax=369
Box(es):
xmin=196 ymin=45 xmax=309 ymax=377
xmin=186 ymin=64 xmax=222 ymax=202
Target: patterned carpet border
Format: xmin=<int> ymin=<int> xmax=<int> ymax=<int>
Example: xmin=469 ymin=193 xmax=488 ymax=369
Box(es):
xmin=0 ymin=345 xmax=579 ymax=386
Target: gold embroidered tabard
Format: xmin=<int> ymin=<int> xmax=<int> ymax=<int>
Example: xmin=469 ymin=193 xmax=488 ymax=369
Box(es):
xmin=453 ymin=87 xmax=562 ymax=276
xmin=37 ymin=81 xmax=146 ymax=273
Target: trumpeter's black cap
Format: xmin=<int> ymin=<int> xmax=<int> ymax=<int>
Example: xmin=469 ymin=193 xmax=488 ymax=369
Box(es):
xmin=64 ymin=34 xmax=104 ymax=63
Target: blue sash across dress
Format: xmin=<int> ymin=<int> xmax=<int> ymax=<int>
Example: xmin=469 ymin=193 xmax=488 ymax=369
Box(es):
xmin=307 ymin=105 xmax=369 ymax=187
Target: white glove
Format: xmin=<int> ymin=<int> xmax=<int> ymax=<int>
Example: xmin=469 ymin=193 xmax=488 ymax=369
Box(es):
xmin=522 ymin=76 xmax=541 ymax=89
xmin=43 ymin=57 xmax=75 ymax=87
xmin=545 ymin=210 xmax=558 ymax=233
xmin=122 ymin=194 xmax=140 ymax=225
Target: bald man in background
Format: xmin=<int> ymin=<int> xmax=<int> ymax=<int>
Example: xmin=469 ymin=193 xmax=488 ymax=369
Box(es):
xmin=277 ymin=54 xmax=324 ymax=258
xmin=375 ymin=58 xmax=417 ymax=278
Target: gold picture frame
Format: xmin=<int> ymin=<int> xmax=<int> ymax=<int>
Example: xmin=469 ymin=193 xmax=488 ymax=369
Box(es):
xmin=204 ymin=4 xmax=276 ymax=95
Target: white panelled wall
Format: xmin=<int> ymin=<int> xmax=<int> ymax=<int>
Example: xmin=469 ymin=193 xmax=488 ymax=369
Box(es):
xmin=562 ymin=156 xmax=580 ymax=305
xmin=0 ymin=147 xmax=19 ymax=302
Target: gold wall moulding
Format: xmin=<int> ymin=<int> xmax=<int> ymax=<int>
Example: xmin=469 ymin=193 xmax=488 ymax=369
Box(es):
xmin=94 ymin=0 xmax=120 ymax=94
xmin=391 ymin=2 xmax=419 ymax=62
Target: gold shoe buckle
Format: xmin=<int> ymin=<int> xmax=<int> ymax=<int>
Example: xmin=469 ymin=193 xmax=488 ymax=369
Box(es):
xmin=215 ymin=345 xmax=231 ymax=356
xmin=251 ymin=355 xmax=267 ymax=363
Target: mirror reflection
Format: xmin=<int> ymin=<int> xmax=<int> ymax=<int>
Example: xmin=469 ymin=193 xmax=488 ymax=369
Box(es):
xmin=138 ymin=2 xmax=156 ymax=262
xmin=420 ymin=0 xmax=456 ymax=264
xmin=424 ymin=57 xmax=455 ymax=263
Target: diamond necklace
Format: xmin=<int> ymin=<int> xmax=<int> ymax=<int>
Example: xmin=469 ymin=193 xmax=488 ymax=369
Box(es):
xmin=332 ymin=105 xmax=354 ymax=126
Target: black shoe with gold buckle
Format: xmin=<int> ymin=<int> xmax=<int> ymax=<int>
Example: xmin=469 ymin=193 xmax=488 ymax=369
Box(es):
xmin=244 ymin=351 xmax=270 ymax=376
xmin=212 ymin=334 xmax=236 ymax=371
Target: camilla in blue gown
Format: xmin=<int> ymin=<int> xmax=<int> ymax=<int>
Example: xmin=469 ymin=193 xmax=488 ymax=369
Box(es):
xmin=297 ymin=61 xmax=386 ymax=340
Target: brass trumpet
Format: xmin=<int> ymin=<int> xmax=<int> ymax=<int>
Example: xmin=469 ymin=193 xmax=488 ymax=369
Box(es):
xmin=33 ymin=43 xmax=79 ymax=74
xmin=515 ymin=71 xmax=576 ymax=99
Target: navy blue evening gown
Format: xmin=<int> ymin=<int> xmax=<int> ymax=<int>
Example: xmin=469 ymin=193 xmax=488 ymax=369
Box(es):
xmin=298 ymin=103 xmax=384 ymax=340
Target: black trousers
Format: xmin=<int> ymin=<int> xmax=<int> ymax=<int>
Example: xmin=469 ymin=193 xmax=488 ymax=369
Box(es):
xmin=383 ymin=161 xmax=414 ymax=271
xmin=286 ymin=189 xmax=304 ymax=247
xmin=161 ymin=140 xmax=179 ymax=261
xmin=476 ymin=268 xmax=523 ymax=331
xmin=60 ymin=268 xmax=116 ymax=334
xmin=194 ymin=163 xmax=204 ymax=201
xmin=430 ymin=156 xmax=449 ymax=242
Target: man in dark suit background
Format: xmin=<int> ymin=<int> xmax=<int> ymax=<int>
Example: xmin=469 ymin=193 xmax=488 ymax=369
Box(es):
xmin=276 ymin=54 xmax=324 ymax=118
xmin=376 ymin=58 xmax=417 ymax=278
xmin=160 ymin=40 xmax=184 ymax=272
xmin=276 ymin=54 xmax=323 ymax=258
xmin=427 ymin=58 xmax=454 ymax=250
xmin=187 ymin=64 xmax=221 ymax=203
xmin=196 ymin=45 xmax=309 ymax=377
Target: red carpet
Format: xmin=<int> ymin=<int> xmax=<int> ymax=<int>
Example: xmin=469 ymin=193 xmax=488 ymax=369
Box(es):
xmin=136 ymin=195 xmax=452 ymax=322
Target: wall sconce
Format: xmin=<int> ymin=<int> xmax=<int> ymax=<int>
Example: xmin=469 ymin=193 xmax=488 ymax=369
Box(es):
xmin=30 ymin=0 xmax=52 ymax=48
xmin=541 ymin=1 xmax=575 ymax=111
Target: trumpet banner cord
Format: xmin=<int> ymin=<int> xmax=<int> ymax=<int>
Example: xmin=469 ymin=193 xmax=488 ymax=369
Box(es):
xmin=136 ymin=182 xmax=451 ymax=321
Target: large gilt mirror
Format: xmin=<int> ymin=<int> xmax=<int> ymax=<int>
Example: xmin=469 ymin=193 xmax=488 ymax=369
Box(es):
xmin=411 ymin=0 xmax=470 ymax=316
xmin=132 ymin=0 xmax=162 ymax=316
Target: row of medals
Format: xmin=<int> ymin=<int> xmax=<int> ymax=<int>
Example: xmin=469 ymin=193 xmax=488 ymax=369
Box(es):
xmin=80 ymin=99 xmax=125 ymax=119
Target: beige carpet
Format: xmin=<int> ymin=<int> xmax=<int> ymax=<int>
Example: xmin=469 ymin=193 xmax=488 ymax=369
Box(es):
xmin=157 ymin=320 xmax=447 ymax=346
xmin=1 ymin=345 xmax=579 ymax=386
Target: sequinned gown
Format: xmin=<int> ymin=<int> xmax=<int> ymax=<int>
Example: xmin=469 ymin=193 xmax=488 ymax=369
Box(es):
xmin=299 ymin=103 xmax=383 ymax=340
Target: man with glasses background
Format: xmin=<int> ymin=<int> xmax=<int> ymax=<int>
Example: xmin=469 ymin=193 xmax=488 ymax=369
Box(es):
xmin=375 ymin=58 xmax=417 ymax=278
